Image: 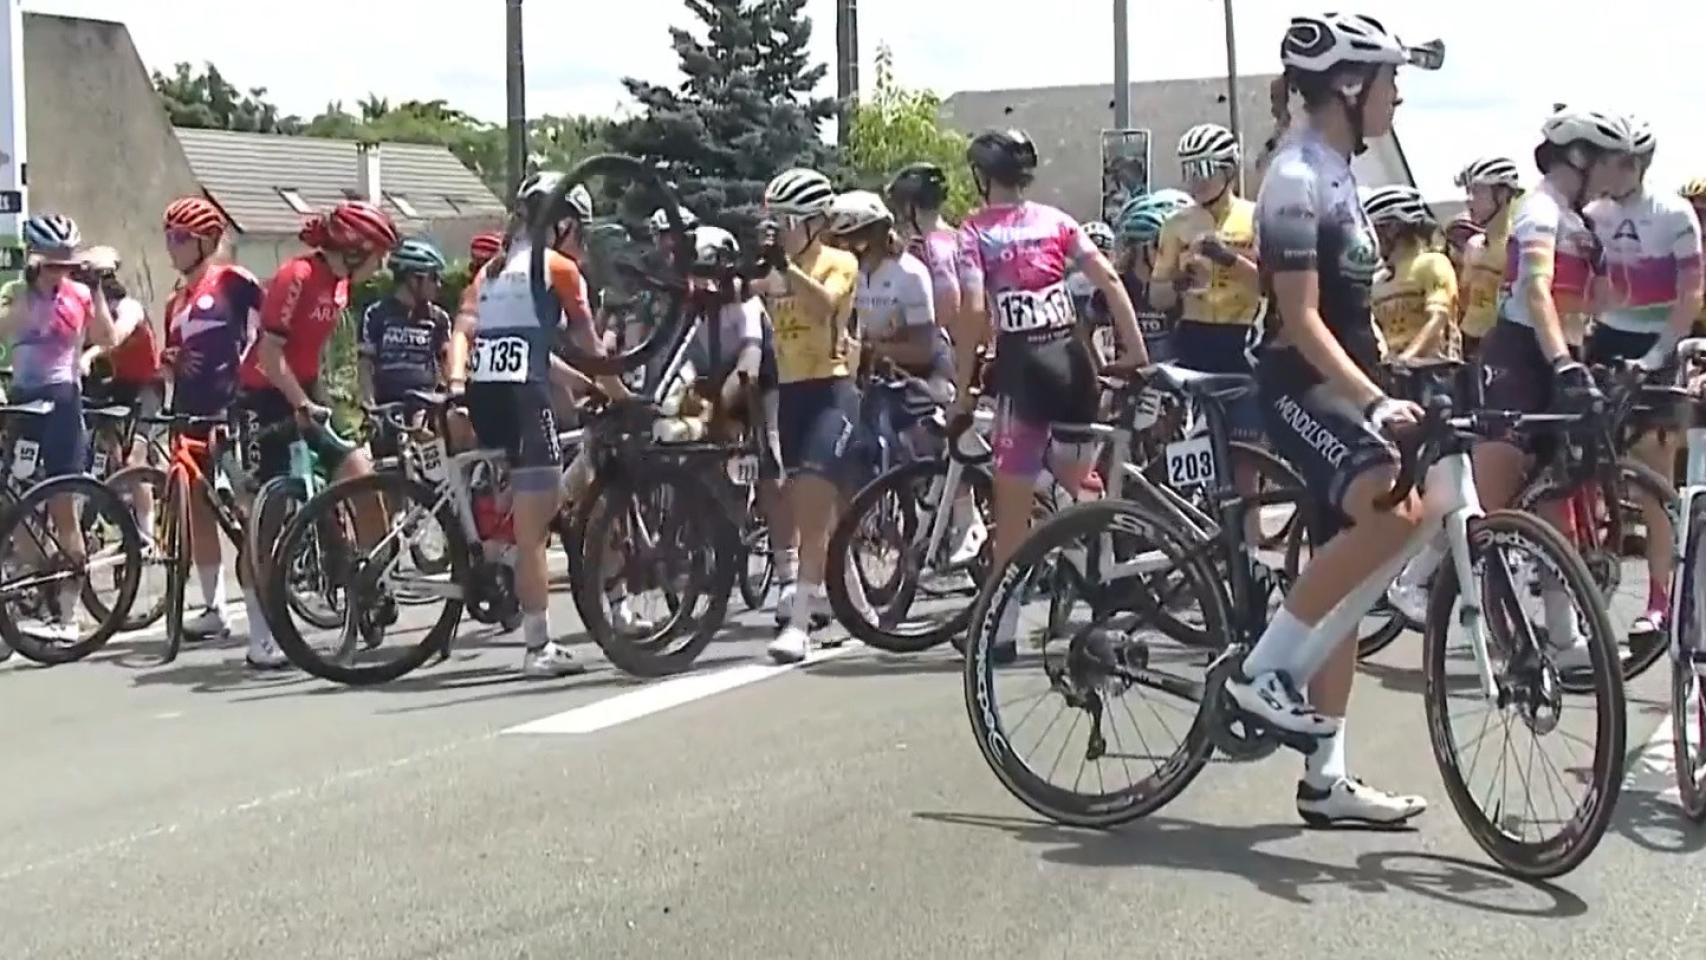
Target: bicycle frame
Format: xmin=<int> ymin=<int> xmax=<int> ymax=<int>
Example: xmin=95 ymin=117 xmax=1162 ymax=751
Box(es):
xmin=1667 ymin=339 xmax=1706 ymax=659
xmin=166 ymin=428 xmax=248 ymax=548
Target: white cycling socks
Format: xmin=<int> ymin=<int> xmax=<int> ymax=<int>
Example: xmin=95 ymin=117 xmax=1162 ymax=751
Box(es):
xmin=1304 ymin=716 xmax=1348 ymax=787
xmin=523 ymin=610 xmax=551 ymax=650
xmin=1395 ymin=537 xmax=1446 ymax=590
xmin=1242 ymin=608 xmax=1310 ymax=678
xmin=242 ymin=588 xmax=270 ymax=643
xmin=197 ymin=564 xmax=226 ymax=611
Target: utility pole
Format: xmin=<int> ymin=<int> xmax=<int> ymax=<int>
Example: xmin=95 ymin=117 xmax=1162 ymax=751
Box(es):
xmin=835 ymin=0 xmax=859 ymax=144
xmin=1223 ymin=0 xmax=1243 ymax=194
xmin=505 ymin=0 xmax=526 ymax=203
xmin=1112 ymin=0 xmax=1130 ymax=128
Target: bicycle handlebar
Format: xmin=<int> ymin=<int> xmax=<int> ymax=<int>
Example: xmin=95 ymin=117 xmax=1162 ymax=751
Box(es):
xmin=1375 ymin=395 xmax=1586 ymax=510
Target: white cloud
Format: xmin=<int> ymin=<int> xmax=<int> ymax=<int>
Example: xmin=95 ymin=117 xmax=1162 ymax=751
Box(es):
xmin=22 ymin=0 xmax=1706 ymax=195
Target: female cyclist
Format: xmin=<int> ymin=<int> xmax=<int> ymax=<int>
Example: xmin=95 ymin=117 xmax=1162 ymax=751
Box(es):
xmin=1454 ymin=156 xmax=1524 ymax=356
xmin=0 ymin=214 xmax=119 ymax=641
xmin=887 ymin=162 xmax=962 ymax=336
xmin=159 ymin=197 xmax=264 ymax=641
xmin=359 ymin=238 xmax=452 ymax=433
xmin=1108 ymin=189 xmax=1193 ymax=364
xmin=754 ymin=167 xmax=859 ymax=663
xmin=951 ymin=128 xmax=1146 ymax=660
xmin=1230 ymin=12 xmax=1441 ymax=826
xmin=235 ymin=200 xmax=397 ymax=668
xmin=1364 ymin=185 xmax=1460 ymax=366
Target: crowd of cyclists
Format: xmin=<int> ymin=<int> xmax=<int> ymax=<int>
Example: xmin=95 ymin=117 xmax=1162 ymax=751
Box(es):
xmin=3 ymin=8 xmax=1706 ymax=858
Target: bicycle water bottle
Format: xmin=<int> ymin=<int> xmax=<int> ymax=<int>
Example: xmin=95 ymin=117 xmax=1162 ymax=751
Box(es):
xmin=288 ymin=440 xmax=314 ymax=484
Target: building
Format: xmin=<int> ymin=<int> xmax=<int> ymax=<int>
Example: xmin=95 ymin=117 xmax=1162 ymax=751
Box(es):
xmin=175 ymin=129 xmax=506 ymax=277
xmin=940 ymin=75 xmax=1424 ymax=223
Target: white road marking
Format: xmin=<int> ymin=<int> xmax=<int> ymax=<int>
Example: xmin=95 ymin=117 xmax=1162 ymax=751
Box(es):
xmin=503 ymin=642 xmax=862 ymax=735
xmin=1631 ymin=714 xmax=1682 ymax=802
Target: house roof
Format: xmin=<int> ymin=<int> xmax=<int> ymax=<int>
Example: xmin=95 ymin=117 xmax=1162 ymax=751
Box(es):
xmin=173 ymin=127 xmax=505 ymax=236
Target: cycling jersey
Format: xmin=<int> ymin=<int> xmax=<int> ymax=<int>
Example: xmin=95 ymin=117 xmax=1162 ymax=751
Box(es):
xmin=1496 ymin=179 xmax=1597 ymax=345
xmin=1586 ymin=190 xmax=1704 ymax=334
xmin=769 ymin=244 xmax=858 ymax=383
xmin=909 ymin=226 xmax=962 ymax=316
xmin=1372 ymin=240 xmax=1460 ymax=360
xmin=1460 ymin=200 xmax=1516 ymax=340
xmin=237 ymin=255 xmax=348 ymax=390
xmin=1251 ymin=127 xmax=1383 ymax=387
xmin=359 ymin=295 xmax=450 ymax=400
xmin=694 ymin=296 xmax=770 ymax=381
xmin=167 ymin=264 xmax=263 ymax=416
xmin=1092 ymin=270 xmax=1175 ymax=362
xmin=466 ymin=244 xmax=591 ymax=386
xmin=11 ymin=278 xmax=94 ymax=390
xmin=1152 ymin=194 xmax=1261 ymax=326
xmin=106 ymin=298 xmax=159 ymax=384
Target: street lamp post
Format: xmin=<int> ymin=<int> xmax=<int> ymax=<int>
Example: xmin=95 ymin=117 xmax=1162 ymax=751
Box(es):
xmin=1222 ymin=0 xmax=1243 ymax=194
xmin=505 ymin=0 xmax=527 ymax=202
xmin=1112 ymin=0 xmax=1130 ymax=128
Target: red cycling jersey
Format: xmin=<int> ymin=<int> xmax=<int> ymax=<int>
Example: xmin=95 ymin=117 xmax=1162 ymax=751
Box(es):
xmin=237 ymin=254 xmax=349 ymax=391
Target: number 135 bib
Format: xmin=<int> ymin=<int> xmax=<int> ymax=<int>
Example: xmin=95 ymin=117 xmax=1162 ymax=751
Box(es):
xmin=469 ymin=335 xmax=531 ymax=383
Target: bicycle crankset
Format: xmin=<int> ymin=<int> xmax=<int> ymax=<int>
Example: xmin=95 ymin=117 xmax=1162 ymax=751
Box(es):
xmin=1201 ymin=649 xmax=1329 ymax=762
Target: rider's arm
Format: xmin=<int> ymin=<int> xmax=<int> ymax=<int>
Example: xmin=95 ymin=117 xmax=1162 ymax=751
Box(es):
xmin=1148 ymin=216 xmax=1186 ymax=311
xmin=1667 ymin=208 xmax=1705 ymax=344
xmin=83 ymin=280 xmax=118 ymax=349
xmin=447 ymin=279 xmax=478 ymax=391
xmin=255 ymin=260 xmax=314 ymax=409
xmin=1518 ymin=242 xmax=1570 ymax=363
xmin=356 ymin=303 xmax=381 ymax=405
xmin=951 ymin=225 xmax=989 ymax=403
xmin=1078 ymin=249 xmax=1149 ymax=366
xmin=549 ymin=253 xmax=629 ymax=400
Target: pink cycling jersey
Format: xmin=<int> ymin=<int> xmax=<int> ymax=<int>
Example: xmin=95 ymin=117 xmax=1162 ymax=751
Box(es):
xmin=958 ymin=202 xmax=1095 ymax=340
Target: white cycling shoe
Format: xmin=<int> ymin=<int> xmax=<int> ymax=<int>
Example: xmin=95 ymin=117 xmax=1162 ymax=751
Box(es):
xmin=1224 ymin=669 xmax=1339 ymax=739
xmin=1385 ymin=581 xmax=1429 ymax=624
xmin=245 ymin=633 xmax=290 ymax=671
xmin=609 ymin=597 xmax=656 ymax=636
xmin=184 ymin=605 xmax=230 ymax=639
xmin=767 ymin=624 xmax=811 ymax=664
xmin=1296 ymin=777 xmax=1428 ymax=827
xmin=522 ymin=641 xmax=586 ymax=678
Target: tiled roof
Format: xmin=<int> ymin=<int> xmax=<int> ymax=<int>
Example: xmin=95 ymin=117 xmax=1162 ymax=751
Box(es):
xmin=173 ymin=127 xmax=505 ymax=235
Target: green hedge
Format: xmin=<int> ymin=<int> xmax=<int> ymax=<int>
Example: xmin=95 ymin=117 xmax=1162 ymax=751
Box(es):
xmin=325 ymin=260 xmax=476 ymax=435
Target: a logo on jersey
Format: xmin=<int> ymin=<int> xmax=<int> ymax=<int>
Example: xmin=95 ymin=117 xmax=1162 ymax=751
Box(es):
xmin=1340 ymin=226 xmax=1382 ymax=285
xmin=1612 ymin=219 xmax=1639 ymax=243
xmin=197 ymin=294 xmax=216 ymax=311
xmin=381 ymin=325 xmax=434 ymax=349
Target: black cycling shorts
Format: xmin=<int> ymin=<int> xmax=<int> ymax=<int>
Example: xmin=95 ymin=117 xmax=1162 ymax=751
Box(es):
xmin=1479 ymin=321 xmax=1579 ymax=455
xmin=237 ymin=382 xmax=350 ymax=485
xmin=1258 ymin=371 xmax=1396 ymax=545
xmin=464 ymin=381 xmax=561 ymax=487
xmin=988 ymin=331 xmax=1099 ymax=430
xmin=1585 ymin=325 xmax=1661 ymax=369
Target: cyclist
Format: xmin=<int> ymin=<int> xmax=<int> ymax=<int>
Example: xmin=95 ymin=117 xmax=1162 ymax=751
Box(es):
xmin=159 ymin=197 xmax=262 ymax=641
xmin=1584 ymin=115 xmax=1702 ymax=640
xmin=1232 ymin=12 xmax=1440 ymax=826
xmin=358 ymin=237 xmax=452 ymax=458
xmin=235 ymin=200 xmax=397 ymax=668
xmin=0 ymin=214 xmax=119 ymax=641
xmin=450 ymin=173 xmax=629 ymax=678
xmin=1390 ymin=107 xmax=1640 ymax=642
xmin=1364 ymin=185 xmax=1460 ymax=367
xmin=1443 ymin=213 xmax=1483 ymax=281
xmin=951 ymin=128 xmax=1146 ymax=660
xmin=886 ymin=163 xmax=961 ymax=335
xmin=469 ymin=230 xmax=504 ymax=276
xmin=78 ymin=246 xmax=158 ymax=415
xmin=753 ymin=167 xmax=858 ymax=662
xmin=1069 ymin=221 xmax=1117 ymax=324
xmin=1686 ymin=177 xmax=1706 ymax=332
xmin=1454 ymin=157 xmax=1524 ymax=356
xmin=1109 ymin=189 xmax=1194 ymax=363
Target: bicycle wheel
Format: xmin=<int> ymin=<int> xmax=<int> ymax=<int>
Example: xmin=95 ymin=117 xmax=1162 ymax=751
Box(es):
xmin=574 ymin=463 xmax=735 ymax=677
xmin=1518 ymin=459 xmax=1675 ymax=688
xmin=88 ymin=465 xmax=169 ymax=632
xmin=826 ymin=459 xmax=992 ymax=654
xmin=250 ymin=475 xmax=346 ymax=631
xmin=0 ymin=475 xmax=143 ymax=664
xmin=1423 ymin=508 xmax=1624 ymax=879
xmin=1672 ymin=499 xmax=1706 ymax=823
xmin=158 ymin=469 xmax=191 ymax=665
xmin=963 ymin=498 xmax=1227 ymax=828
xmin=266 ymin=472 xmax=464 ymax=685
xmin=737 ymin=490 xmax=774 ymax=612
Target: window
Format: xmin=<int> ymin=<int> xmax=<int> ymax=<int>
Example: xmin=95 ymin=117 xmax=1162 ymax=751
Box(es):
xmin=278 ymin=189 xmax=313 ymax=214
xmin=390 ymin=194 xmax=420 ymax=218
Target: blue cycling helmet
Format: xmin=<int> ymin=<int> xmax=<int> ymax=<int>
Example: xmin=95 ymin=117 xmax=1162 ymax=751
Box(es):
xmin=22 ymin=214 xmax=82 ymax=261
xmin=389 ymin=237 xmax=447 ymax=276
xmin=1115 ymin=190 xmax=1192 ymax=244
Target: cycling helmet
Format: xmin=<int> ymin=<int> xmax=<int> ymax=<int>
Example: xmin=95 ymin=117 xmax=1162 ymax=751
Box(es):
xmin=1082 ymin=220 xmax=1116 ymax=252
xmin=163 ymin=197 xmax=226 ymax=238
xmin=966 ymin=129 xmax=1039 ymax=188
xmin=469 ymin=231 xmax=504 ymax=263
xmin=82 ymin=245 xmax=121 ymax=273
xmin=1454 ymin=157 xmax=1521 ymax=190
xmin=886 ymin=162 xmax=949 ymax=212
xmin=1362 ymin=185 xmax=1434 ymax=226
xmin=763 ymin=168 xmax=835 ymax=216
xmin=1280 ymin=14 xmax=1442 ymax=155
xmin=1178 ymin=123 xmax=1241 ymax=168
xmin=1681 ymin=178 xmax=1706 ymax=201
xmin=1541 ymin=106 xmax=1638 ymax=153
xmin=22 ymin=214 xmax=81 ymax=258
xmin=1627 ymin=113 xmax=1656 ymax=158
xmin=515 ymin=171 xmax=589 ymax=222
xmin=648 ymin=206 xmax=700 ymax=233
xmin=1114 ymin=190 xmax=1191 ymax=245
xmin=692 ymin=225 xmax=740 ymax=272
xmin=389 ymin=237 xmax=447 ymax=276
xmin=322 ymin=200 xmax=400 ymax=254
xmin=826 ymin=190 xmax=894 ymax=236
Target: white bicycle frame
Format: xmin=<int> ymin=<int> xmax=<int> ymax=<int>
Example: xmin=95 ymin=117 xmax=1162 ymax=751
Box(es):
xmin=1667 ymin=338 xmax=1706 ymax=661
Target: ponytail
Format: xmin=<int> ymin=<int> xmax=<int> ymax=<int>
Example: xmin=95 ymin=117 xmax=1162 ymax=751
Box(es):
xmin=298 ymin=215 xmax=333 ymax=249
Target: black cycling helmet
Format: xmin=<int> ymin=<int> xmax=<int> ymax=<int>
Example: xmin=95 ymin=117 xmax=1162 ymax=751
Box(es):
xmin=967 ymin=129 xmax=1038 ymax=192
xmin=887 ymin=162 xmax=949 ymax=212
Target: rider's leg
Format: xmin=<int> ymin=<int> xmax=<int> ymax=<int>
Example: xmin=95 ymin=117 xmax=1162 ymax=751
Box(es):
xmin=1633 ymin=430 xmax=1678 ymax=631
xmin=769 ymin=379 xmax=857 ymax=662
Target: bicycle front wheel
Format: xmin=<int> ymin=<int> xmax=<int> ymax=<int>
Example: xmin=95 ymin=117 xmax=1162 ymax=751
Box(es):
xmin=1423 ymin=508 xmax=1625 ymax=879
xmin=1671 ymin=498 xmax=1706 ymax=823
xmin=90 ymin=465 xmax=170 ymax=632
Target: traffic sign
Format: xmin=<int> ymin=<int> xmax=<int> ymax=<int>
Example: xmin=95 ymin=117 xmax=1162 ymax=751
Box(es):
xmin=0 ymin=189 xmax=20 ymax=214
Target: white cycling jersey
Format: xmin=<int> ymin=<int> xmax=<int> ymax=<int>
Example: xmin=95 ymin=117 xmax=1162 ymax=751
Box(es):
xmin=1586 ymin=190 xmax=1704 ymax=334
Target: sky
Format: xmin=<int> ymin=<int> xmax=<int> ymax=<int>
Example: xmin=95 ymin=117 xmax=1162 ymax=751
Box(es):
xmin=20 ymin=0 xmax=1706 ymax=198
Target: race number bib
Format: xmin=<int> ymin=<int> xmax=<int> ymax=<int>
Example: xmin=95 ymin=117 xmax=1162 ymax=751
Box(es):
xmin=91 ymin=449 xmax=109 ymax=477
xmin=993 ymin=283 xmax=1073 ymax=334
xmin=726 ymin=453 xmax=759 ymax=486
xmin=418 ymin=438 xmax=448 ymax=484
xmin=12 ymin=438 xmax=38 ymax=480
xmin=469 ymin=335 xmax=530 ymax=383
xmin=1164 ymin=435 xmax=1216 ymax=488
xmin=1091 ymin=326 xmax=1118 ymax=363
xmin=1131 ymin=388 xmax=1164 ymax=431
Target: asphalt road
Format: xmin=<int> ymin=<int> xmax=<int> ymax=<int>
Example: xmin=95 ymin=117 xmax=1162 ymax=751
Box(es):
xmin=1 ymin=566 xmax=1701 ymax=960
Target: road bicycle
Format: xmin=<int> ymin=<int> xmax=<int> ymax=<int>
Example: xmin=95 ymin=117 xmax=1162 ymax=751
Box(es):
xmin=962 ymin=369 xmax=1625 ymax=879
xmin=1661 ymin=338 xmax=1706 ymax=822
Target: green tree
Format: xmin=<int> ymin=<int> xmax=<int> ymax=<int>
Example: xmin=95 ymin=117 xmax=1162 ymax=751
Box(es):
xmin=844 ymin=46 xmax=976 ymax=220
xmin=152 ymin=62 xmax=303 ymax=134
xmin=610 ymin=0 xmax=836 ymax=223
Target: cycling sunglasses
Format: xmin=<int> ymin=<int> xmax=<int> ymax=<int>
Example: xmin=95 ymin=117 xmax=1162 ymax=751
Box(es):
xmin=1181 ymin=159 xmax=1232 ymax=182
xmin=163 ymin=227 xmax=198 ymax=246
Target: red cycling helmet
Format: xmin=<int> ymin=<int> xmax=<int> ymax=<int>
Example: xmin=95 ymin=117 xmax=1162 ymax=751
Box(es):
xmin=164 ymin=197 xmax=226 ymax=238
xmin=469 ymin=230 xmax=503 ymax=263
xmin=318 ymin=200 xmax=400 ymax=254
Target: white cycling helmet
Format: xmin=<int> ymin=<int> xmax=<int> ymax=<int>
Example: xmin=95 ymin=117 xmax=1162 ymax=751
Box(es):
xmin=764 ymin=168 xmax=835 ymax=216
xmin=516 ymin=170 xmax=591 ymax=221
xmin=826 ymin=190 xmax=893 ymax=236
xmin=1362 ymin=185 xmax=1434 ymax=226
xmin=649 ymin=205 xmax=700 ymax=232
xmin=692 ymin=225 xmax=739 ymax=270
xmin=1627 ymin=113 xmax=1656 ymax=158
xmin=1455 ymin=157 xmax=1521 ymax=189
xmin=1082 ymin=220 xmax=1116 ymax=252
xmin=1541 ymin=106 xmax=1638 ymax=154
xmin=1178 ymin=123 xmax=1241 ymax=166
xmin=1280 ymin=12 xmax=1440 ymax=74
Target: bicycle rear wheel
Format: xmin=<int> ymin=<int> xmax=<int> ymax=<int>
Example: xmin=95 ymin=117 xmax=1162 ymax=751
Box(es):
xmin=1672 ymin=500 xmax=1706 ymax=823
xmin=159 ymin=470 xmax=191 ymax=666
xmin=1424 ymin=509 xmax=1624 ymax=879
xmin=88 ymin=465 xmax=169 ymax=632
